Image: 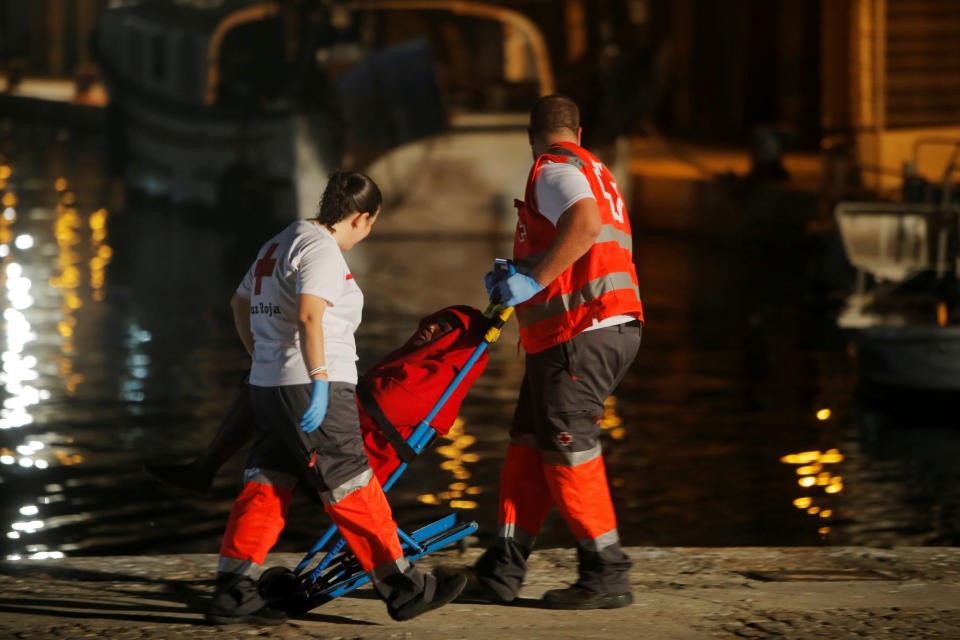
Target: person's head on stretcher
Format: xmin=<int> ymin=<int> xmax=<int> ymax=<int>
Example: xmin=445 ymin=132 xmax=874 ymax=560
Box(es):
xmin=363 ymin=306 xmax=489 ymax=429
xmin=410 ymin=312 xmax=458 ymax=348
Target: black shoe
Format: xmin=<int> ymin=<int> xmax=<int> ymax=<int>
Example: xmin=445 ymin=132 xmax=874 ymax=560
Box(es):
xmin=542 ymin=584 xmax=633 ymax=610
xmin=388 ymin=570 xmax=468 ymax=622
xmin=444 ymin=567 xmax=512 ymax=604
xmin=206 ymin=576 xmax=288 ymax=625
xmin=144 ymin=460 xmax=214 ymax=494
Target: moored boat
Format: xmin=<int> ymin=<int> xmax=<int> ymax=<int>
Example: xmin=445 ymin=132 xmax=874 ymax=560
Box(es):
xmin=91 ymin=0 xmax=444 ymax=219
xmin=836 ymin=199 xmax=960 ymax=391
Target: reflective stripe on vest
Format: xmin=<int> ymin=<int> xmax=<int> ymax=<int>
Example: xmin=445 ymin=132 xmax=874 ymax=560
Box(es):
xmin=518 ymin=272 xmax=640 ymax=329
xmin=597 ymin=225 xmax=634 ymax=254
xmin=549 ymin=146 xmax=586 ymax=170
xmin=518 ymin=224 xmax=633 ymax=267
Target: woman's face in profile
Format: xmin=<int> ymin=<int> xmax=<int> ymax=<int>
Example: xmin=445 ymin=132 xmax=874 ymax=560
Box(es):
xmin=411 ymin=314 xmax=457 ymax=348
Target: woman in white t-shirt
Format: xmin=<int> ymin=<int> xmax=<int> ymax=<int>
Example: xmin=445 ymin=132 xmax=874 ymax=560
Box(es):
xmin=208 ymin=172 xmax=466 ymax=625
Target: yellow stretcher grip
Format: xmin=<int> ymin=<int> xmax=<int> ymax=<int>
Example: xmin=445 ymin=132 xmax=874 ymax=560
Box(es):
xmin=482 ymin=303 xmax=515 ymax=344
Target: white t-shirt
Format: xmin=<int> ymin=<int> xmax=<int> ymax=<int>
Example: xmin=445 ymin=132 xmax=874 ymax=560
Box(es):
xmin=237 ymin=220 xmax=362 ymax=386
xmin=533 ymin=161 xmax=634 ymax=331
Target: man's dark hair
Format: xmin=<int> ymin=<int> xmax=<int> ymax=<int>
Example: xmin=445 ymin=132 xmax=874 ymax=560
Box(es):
xmin=529 ymin=94 xmax=580 ymax=137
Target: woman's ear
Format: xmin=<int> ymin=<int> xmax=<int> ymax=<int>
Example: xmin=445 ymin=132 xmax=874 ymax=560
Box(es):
xmin=350 ymin=212 xmax=367 ymax=229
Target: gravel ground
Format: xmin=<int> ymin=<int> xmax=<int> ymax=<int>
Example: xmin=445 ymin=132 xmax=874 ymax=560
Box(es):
xmin=1 ymin=547 xmax=959 ymax=639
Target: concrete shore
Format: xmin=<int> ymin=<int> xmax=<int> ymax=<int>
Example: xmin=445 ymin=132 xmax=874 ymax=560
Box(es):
xmin=1 ymin=547 xmax=958 ymax=639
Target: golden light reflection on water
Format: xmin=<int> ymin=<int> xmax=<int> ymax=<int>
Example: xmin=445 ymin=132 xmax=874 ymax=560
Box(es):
xmin=782 ymin=420 xmax=846 ymax=538
xmin=417 ymin=417 xmax=481 ymax=510
xmin=50 ymin=184 xmax=85 ymax=395
xmin=600 ymin=395 xmax=625 ymax=439
xmin=89 ymin=208 xmax=111 ymax=301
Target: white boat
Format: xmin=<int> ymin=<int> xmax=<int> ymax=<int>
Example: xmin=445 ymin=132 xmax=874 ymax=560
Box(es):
xmin=835 ymin=200 xmax=960 ymax=391
xmin=91 ymin=0 xmax=445 ymax=220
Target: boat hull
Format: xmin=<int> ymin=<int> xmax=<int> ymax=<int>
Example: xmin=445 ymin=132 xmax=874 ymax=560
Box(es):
xmin=855 ymin=326 xmax=960 ymax=392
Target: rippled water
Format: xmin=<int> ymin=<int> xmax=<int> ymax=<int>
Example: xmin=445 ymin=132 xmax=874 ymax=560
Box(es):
xmin=1 ymin=121 xmax=959 ymax=563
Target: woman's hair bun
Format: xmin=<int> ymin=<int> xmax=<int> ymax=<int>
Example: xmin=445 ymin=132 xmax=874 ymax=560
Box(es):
xmin=317 ymin=171 xmax=382 ymax=227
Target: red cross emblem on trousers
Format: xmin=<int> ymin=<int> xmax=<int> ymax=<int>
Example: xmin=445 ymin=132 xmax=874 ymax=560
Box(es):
xmin=556 ymin=431 xmax=573 ymax=447
xmin=253 ymin=243 xmax=279 ymax=295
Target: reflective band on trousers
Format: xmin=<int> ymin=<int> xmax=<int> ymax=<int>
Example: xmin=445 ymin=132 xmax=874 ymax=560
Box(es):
xmin=369 ymin=556 xmax=412 ymax=585
xmin=578 ymin=527 xmax=621 ymax=552
xmin=244 ymin=466 xmax=299 ymax=488
xmin=218 ymin=556 xmax=255 ymax=575
xmin=518 ymin=272 xmax=641 ymax=329
xmin=540 ymin=444 xmax=603 ymax=467
xmin=321 ymin=467 xmax=373 ymax=507
xmin=497 ymin=522 xmax=537 ymax=548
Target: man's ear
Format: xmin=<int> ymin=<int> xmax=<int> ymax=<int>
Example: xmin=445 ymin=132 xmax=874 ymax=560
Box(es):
xmin=576 ymin=127 xmax=582 ymax=145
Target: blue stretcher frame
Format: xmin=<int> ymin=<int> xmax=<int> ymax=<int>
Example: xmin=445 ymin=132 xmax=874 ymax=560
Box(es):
xmin=262 ymin=296 xmax=515 ymax=612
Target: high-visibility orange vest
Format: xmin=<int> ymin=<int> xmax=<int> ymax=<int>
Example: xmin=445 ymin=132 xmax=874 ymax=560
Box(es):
xmin=513 ymin=142 xmax=644 ymax=354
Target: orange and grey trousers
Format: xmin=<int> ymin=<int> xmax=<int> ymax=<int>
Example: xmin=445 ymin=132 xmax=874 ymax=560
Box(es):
xmin=217 ymin=382 xmax=431 ymax=609
xmin=474 ymin=321 xmax=641 ymax=599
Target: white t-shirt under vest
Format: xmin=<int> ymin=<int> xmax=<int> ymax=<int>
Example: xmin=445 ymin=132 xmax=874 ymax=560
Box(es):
xmin=237 ymin=220 xmax=362 ymax=386
xmin=534 ymin=161 xmax=633 ymax=332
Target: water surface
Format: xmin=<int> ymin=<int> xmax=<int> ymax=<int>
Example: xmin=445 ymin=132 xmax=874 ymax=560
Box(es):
xmin=1 ymin=122 xmax=958 ymax=564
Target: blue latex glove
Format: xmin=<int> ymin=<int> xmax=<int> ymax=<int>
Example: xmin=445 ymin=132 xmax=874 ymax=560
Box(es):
xmin=300 ymin=379 xmax=329 ymax=433
xmin=489 ymin=271 xmax=544 ymax=307
xmin=484 ymin=267 xmax=511 ymax=296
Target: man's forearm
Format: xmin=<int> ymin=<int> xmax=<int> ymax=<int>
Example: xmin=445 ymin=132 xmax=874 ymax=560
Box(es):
xmin=231 ymin=294 xmax=255 ymax=356
xmin=529 ymin=199 xmax=601 ymax=286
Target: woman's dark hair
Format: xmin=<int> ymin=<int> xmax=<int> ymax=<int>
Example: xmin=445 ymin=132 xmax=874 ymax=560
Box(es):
xmin=316 ymin=171 xmax=382 ymax=227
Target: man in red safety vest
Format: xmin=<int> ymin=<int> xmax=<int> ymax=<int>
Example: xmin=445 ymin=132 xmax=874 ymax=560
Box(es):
xmin=470 ymin=94 xmax=643 ymax=610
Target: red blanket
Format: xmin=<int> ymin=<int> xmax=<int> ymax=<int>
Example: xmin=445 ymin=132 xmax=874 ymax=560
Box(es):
xmin=359 ymin=306 xmax=490 ymax=482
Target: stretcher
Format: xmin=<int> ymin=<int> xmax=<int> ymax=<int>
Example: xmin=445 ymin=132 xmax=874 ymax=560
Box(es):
xmin=258 ymin=262 xmax=516 ymax=614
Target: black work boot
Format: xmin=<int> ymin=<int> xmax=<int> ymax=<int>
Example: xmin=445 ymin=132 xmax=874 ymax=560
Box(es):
xmin=387 ymin=570 xmax=468 ymax=621
xmin=460 ymin=537 xmax=533 ymax=603
xmin=444 ymin=567 xmax=512 ymax=604
xmin=206 ymin=574 xmax=288 ymax=625
xmin=542 ymin=584 xmax=633 ymax=610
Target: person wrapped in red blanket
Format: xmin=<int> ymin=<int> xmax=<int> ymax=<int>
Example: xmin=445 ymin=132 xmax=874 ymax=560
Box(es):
xmin=145 ymin=305 xmax=488 ymax=492
xmin=359 ymin=305 xmax=488 ymax=483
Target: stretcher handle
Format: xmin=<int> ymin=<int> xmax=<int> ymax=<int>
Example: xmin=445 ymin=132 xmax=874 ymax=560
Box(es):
xmin=297 ymin=260 xmax=517 ymax=577
xmin=482 ymin=258 xmax=516 ymax=344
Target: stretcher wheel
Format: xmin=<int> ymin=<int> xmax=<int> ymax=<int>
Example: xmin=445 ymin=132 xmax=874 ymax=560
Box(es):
xmin=257 ymin=567 xmax=300 ymax=603
xmin=258 ymin=566 xmax=333 ymax=615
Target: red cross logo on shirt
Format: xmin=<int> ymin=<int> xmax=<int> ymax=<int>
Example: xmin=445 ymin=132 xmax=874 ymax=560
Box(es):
xmin=253 ymin=243 xmax=279 ymax=295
